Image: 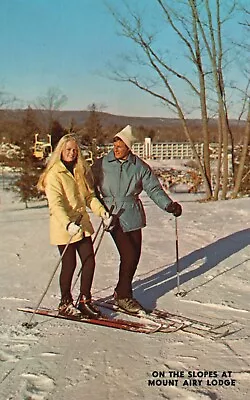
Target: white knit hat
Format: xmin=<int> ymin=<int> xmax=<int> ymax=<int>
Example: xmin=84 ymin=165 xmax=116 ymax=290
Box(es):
xmin=114 ymin=125 xmax=135 ymax=149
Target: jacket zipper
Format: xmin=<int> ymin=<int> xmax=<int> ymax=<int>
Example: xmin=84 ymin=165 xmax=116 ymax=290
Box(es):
xmin=118 ymin=162 xmax=122 ymax=194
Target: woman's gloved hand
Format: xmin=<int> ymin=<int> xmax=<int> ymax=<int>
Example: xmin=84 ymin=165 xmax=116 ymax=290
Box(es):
xmin=67 ymin=222 xmax=81 ymax=236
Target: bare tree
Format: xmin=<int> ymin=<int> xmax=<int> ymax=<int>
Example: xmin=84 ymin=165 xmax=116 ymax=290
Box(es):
xmin=231 ymin=5 xmax=250 ymax=197
xmin=196 ymin=0 xmax=237 ymax=199
xmin=35 ymin=87 xmax=68 ymax=133
xmin=107 ymin=0 xmax=243 ymax=200
xmin=107 ymin=0 xmax=213 ymax=198
xmin=0 ymin=89 xmax=17 ymax=109
xmin=232 ymin=100 xmax=250 ymax=197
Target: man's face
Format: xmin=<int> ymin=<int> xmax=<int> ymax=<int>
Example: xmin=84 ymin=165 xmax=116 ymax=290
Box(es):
xmin=113 ymin=139 xmax=130 ymax=160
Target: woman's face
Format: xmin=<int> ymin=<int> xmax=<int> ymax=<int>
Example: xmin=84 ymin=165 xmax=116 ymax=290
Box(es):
xmin=61 ymin=140 xmax=78 ymax=162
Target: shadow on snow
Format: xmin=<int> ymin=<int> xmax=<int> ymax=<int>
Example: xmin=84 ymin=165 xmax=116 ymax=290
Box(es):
xmin=132 ymin=228 xmax=250 ymax=308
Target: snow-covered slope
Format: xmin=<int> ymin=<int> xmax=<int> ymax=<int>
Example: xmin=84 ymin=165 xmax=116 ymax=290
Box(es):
xmin=0 ymin=184 xmax=249 ymax=400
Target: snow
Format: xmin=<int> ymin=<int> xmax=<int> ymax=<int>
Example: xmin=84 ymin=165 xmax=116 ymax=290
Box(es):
xmin=0 ymin=171 xmax=250 ymax=400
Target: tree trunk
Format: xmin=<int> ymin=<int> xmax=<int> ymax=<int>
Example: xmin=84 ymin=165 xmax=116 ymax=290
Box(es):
xmin=221 ymin=110 xmax=229 ymax=199
xmin=213 ymin=117 xmax=223 ymax=200
xmin=180 ymin=116 xmax=212 ymax=198
xmin=231 ymin=102 xmax=250 ymax=198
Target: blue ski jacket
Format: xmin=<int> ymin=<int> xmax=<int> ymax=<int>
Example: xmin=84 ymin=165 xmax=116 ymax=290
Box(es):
xmin=92 ymin=150 xmax=173 ymax=232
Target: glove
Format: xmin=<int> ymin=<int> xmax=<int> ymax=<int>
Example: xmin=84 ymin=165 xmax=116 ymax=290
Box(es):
xmin=101 ymin=211 xmax=114 ymax=231
xmin=67 ymin=222 xmax=81 ymax=236
xmin=166 ymin=201 xmax=182 ymax=217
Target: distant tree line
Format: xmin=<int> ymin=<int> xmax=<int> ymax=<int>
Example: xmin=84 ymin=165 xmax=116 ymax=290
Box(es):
xmin=0 ymin=93 xmax=249 ymax=206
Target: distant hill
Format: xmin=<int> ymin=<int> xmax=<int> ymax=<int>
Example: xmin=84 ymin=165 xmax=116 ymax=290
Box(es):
xmin=0 ymin=108 xmax=245 ymax=127
xmin=0 ymin=109 xmax=183 ymax=127
xmin=0 ymin=109 xmax=246 ymax=144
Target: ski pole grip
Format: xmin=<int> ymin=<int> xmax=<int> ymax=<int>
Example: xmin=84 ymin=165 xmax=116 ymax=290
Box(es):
xmin=75 ymin=215 xmax=82 ymax=226
xmin=109 ymin=205 xmax=115 ymax=216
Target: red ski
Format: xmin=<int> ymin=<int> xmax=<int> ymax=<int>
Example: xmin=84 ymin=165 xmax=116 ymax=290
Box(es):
xmin=94 ymin=300 xmax=235 ymax=338
xmin=94 ymin=300 xmax=187 ymax=333
xmin=18 ymin=306 xmax=161 ymax=334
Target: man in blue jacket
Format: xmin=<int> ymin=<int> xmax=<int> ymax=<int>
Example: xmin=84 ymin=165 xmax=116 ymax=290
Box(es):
xmin=92 ymin=125 xmax=182 ymax=314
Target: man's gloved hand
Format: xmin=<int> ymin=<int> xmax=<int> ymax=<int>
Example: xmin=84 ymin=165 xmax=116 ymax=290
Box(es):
xmin=101 ymin=211 xmax=114 ymax=231
xmin=166 ymin=201 xmax=182 ymax=217
xmin=67 ymin=222 xmax=81 ymax=236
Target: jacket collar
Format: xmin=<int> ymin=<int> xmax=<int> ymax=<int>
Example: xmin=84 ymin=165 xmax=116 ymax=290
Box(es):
xmin=107 ymin=150 xmax=136 ymax=165
xmin=53 ymin=160 xmax=75 ymax=174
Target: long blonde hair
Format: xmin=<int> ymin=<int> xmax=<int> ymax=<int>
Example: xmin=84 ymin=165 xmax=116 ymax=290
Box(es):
xmin=37 ymin=134 xmax=93 ymax=193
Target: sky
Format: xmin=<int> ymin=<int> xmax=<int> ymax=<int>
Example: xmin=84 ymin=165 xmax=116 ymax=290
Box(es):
xmin=0 ymin=0 xmax=249 ymax=118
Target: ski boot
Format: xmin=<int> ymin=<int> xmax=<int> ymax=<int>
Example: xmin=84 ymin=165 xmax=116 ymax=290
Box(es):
xmin=58 ymin=298 xmax=82 ymax=318
xmin=78 ymin=296 xmax=102 ymax=319
xmin=114 ymin=291 xmax=146 ymax=315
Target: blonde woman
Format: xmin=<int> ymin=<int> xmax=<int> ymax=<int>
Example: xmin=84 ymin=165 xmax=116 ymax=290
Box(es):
xmin=38 ymin=134 xmax=111 ymax=319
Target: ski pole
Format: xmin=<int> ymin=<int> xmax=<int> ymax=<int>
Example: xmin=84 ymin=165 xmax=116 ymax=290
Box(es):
xmin=73 ymin=225 xmax=106 ymax=306
xmin=92 ymin=219 xmax=103 ymax=245
xmin=72 ymin=206 xmax=114 ymax=291
xmin=74 ymin=205 xmax=115 ymax=305
xmin=174 ymin=217 xmax=186 ymax=297
xmin=72 ymin=222 xmax=106 ymax=294
xmin=94 ymin=224 xmax=106 ymax=254
xmin=93 ymin=204 xmax=115 ymax=256
xmin=23 ymin=216 xmax=82 ymax=328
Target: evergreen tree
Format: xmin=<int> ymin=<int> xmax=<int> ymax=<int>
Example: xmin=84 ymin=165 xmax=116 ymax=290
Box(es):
xmin=13 ymin=171 xmax=44 ymax=208
xmin=83 ymin=103 xmax=103 ymax=145
xmin=9 ymin=106 xmax=46 ymax=207
xmin=21 ymin=106 xmax=40 ymax=154
xmin=50 ymin=119 xmax=66 ymax=149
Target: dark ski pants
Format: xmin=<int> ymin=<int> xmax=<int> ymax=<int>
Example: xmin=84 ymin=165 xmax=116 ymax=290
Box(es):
xmin=58 ymin=236 xmax=95 ymax=301
xmin=111 ymin=223 xmax=142 ymax=298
